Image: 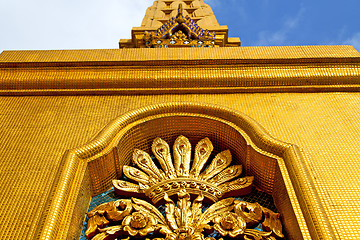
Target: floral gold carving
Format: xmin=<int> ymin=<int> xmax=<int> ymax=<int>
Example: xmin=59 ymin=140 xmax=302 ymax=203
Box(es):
xmin=113 ymin=136 xmax=254 ymax=204
xmin=85 ymin=136 xmax=284 ymax=239
xmin=85 ymin=190 xmax=284 ymax=239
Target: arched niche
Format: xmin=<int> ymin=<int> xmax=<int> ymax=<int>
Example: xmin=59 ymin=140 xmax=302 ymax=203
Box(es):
xmin=38 ymin=102 xmax=334 ymax=240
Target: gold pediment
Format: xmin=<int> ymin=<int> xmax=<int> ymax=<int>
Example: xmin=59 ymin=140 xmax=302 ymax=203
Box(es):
xmin=144 ymin=4 xmax=216 ymax=48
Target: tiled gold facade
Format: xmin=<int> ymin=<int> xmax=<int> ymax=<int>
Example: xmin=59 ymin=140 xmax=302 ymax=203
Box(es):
xmin=1 ymin=1 xmax=360 ymax=239
xmin=0 ymin=46 xmax=359 ymax=96
xmin=1 ymin=92 xmax=360 ymax=239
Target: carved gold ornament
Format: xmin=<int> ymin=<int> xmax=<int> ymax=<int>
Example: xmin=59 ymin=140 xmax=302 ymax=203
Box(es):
xmin=85 ymin=190 xmax=284 ymax=240
xmin=144 ymin=4 xmax=216 ymax=48
xmin=85 ymin=136 xmax=284 ymax=239
xmin=113 ymin=136 xmax=254 ymax=204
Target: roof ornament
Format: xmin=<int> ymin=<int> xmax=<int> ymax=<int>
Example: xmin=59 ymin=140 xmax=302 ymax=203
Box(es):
xmin=176 ymin=3 xmax=185 ymax=24
xmin=144 ymin=4 xmax=216 ymax=48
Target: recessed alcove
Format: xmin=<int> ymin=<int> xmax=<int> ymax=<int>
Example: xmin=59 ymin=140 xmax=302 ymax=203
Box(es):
xmin=39 ymin=102 xmax=328 ymax=240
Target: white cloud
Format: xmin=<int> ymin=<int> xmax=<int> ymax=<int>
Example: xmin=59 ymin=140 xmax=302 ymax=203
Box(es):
xmin=255 ymin=6 xmax=305 ymax=46
xmin=344 ymin=32 xmax=360 ymax=51
xmin=0 ymin=0 xmax=153 ymax=51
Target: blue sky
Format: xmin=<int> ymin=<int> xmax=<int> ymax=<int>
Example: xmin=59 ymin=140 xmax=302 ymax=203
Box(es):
xmin=0 ymin=0 xmax=359 ymax=51
xmin=209 ymin=0 xmax=360 ymax=50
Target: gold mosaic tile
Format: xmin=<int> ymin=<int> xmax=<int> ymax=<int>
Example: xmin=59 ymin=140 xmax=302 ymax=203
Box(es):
xmin=1 ymin=45 xmax=359 ymax=63
xmin=1 ymin=93 xmax=360 ymax=239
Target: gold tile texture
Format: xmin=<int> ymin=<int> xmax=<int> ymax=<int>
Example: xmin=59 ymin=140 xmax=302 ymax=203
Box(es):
xmin=1 ymin=93 xmax=360 ymax=239
xmin=0 ymin=43 xmax=359 ymax=240
xmin=1 ymin=46 xmax=359 ymax=63
xmin=37 ymin=104 xmax=316 ymax=240
xmin=0 ymin=46 xmax=359 ymax=96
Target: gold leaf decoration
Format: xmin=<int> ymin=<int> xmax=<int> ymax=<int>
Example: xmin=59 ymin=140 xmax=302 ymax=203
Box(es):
xmin=133 ymin=149 xmax=165 ymax=183
xmin=86 ymin=136 xmax=284 ymax=239
xmin=86 ymin=191 xmax=284 ymax=240
xmin=199 ymin=150 xmax=232 ymax=180
xmin=123 ymin=165 xmax=150 ymax=186
xmin=113 ymin=136 xmax=254 ymax=204
xmin=262 ymin=207 xmax=285 ymax=239
xmin=173 ymin=136 xmax=192 ymax=177
xmin=152 ymin=137 xmax=177 ymax=178
xmin=191 ymin=137 xmax=214 ymax=177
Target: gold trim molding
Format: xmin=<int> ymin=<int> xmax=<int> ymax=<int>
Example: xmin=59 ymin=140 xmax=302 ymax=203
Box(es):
xmin=1 ymin=46 xmax=359 ymax=96
xmin=0 ymin=64 xmax=359 ymax=96
xmin=36 ymin=102 xmax=335 ymax=239
xmin=0 ymin=49 xmax=359 ymax=96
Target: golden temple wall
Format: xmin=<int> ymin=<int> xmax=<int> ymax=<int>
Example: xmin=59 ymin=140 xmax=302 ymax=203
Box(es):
xmin=0 ymin=46 xmax=360 ymax=239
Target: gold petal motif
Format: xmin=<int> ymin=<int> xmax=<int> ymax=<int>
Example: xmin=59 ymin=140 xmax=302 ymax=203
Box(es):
xmin=132 ymin=197 xmax=167 ymax=224
xmin=244 ymin=229 xmax=274 ymax=240
xmin=208 ymin=165 xmax=242 ymax=185
xmin=113 ymin=136 xmax=255 ymax=206
xmin=91 ymin=226 xmax=122 ymax=240
xmin=133 ymin=149 xmax=165 ymax=182
xmin=191 ymin=194 xmax=204 ymax=226
xmin=213 ymin=212 xmax=246 ymax=237
xmin=173 ymin=135 xmax=191 ymax=177
xmin=107 ymin=200 xmax=133 ymax=222
xmin=164 ymin=193 xmax=179 ymax=231
xmin=85 ymin=212 xmax=109 ymax=238
xmin=113 ymin=180 xmax=140 ymax=194
xmin=152 ymin=137 xmax=176 ymax=178
xmin=234 ymin=201 xmax=263 ymax=228
xmin=199 ymin=197 xmax=235 ymax=225
xmin=91 ymin=232 xmax=108 ymax=240
xmin=89 ymin=136 xmax=285 ymax=240
xmin=199 ymin=150 xmax=232 ymax=181
xmin=218 ymin=176 xmax=254 ymax=196
xmin=262 ymin=207 xmax=284 ymax=239
xmin=190 ymin=137 xmax=213 ymax=178
xmin=176 ymin=190 xmax=192 ymax=228
xmin=123 ymin=225 xmax=139 ymax=236
xmin=86 ymin=200 xmax=131 ymax=238
xmin=123 ymin=165 xmax=150 ymax=186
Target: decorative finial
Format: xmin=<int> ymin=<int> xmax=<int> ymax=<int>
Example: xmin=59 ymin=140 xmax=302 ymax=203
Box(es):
xmin=176 ymin=4 xmax=185 ymax=24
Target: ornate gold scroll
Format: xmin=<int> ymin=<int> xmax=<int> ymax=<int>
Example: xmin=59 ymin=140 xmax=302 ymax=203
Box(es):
xmin=85 ymin=190 xmax=284 ymax=240
xmin=85 ymin=136 xmax=284 ymax=239
xmin=113 ymin=136 xmax=254 ymax=204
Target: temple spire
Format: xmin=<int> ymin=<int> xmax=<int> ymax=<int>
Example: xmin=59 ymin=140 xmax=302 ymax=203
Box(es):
xmin=119 ymin=0 xmax=240 ymax=48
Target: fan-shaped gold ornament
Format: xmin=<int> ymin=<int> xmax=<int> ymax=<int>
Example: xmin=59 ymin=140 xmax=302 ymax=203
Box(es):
xmin=85 ymin=136 xmax=284 ymax=240
xmin=113 ymin=136 xmax=254 ymax=204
